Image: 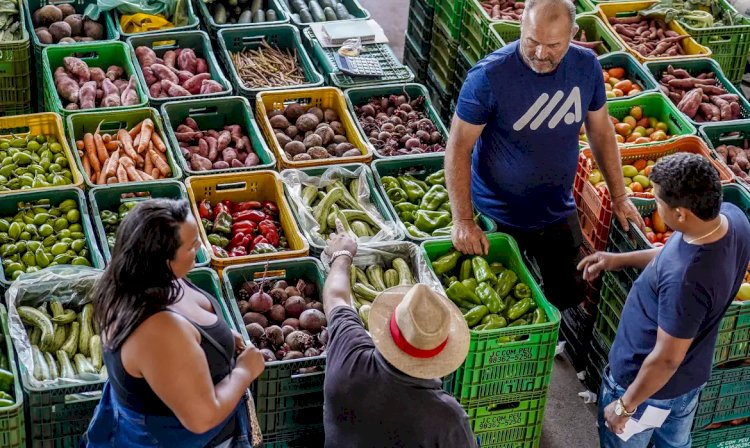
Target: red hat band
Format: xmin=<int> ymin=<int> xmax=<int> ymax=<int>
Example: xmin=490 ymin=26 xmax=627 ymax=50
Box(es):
xmin=389 ymin=312 xmax=448 ymax=359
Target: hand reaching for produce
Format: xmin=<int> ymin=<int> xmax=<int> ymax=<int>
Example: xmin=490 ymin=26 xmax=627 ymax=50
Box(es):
xmin=452 ymin=219 xmax=489 ymax=256
xmin=612 ymin=195 xmax=645 ymax=232
xmin=232 ymin=329 xmax=246 ymax=356
xmin=235 ymin=344 xmax=265 ymax=381
xmin=325 ymin=219 xmax=357 ymax=258
xmin=577 ymin=252 xmax=620 ymax=282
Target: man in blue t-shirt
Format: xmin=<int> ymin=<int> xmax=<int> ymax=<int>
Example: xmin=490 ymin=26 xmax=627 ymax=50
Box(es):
xmin=578 ymin=154 xmax=750 ymax=447
xmin=447 ymin=0 xmax=641 ymax=311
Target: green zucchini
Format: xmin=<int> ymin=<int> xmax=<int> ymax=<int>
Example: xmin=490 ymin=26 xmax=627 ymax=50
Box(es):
xmin=354 ymin=267 xmax=372 ymax=288
xmin=50 ymin=300 xmax=64 ymax=318
xmin=18 ymin=306 xmax=54 ymax=352
xmin=61 ymin=322 xmax=79 ymax=359
xmin=250 ymin=0 xmax=263 ymax=13
xmin=302 ymin=185 xmax=318 ymax=207
xmin=323 ymin=6 xmax=337 ymax=20
xmin=366 ymin=265 xmax=386 ymax=291
xmin=313 ymin=186 xmax=344 ymax=233
xmin=213 ymin=3 xmax=228 ymax=24
xmin=252 ymin=9 xmax=266 ymax=22
xmin=334 ymin=3 xmax=349 ymax=19
xmin=309 ymin=0 xmax=325 ymax=21
xmin=351 ymin=221 xmax=372 ymax=238
xmin=78 ymin=304 xmax=93 ymax=357
xmin=51 ymin=309 xmax=76 ymax=325
xmin=74 ymin=354 xmax=96 ymax=375
xmin=393 ymin=258 xmax=414 ymax=285
xmin=384 ymin=269 xmax=399 ymax=288
xmin=353 ymin=283 xmax=378 ymax=301
xmin=30 ymin=327 xmax=41 ymax=346
xmin=32 ymin=345 xmax=50 ymax=381
xmin=266 ymin=8 xmax=277 ymax=21
xmin=238 ymin=8 xmax=253 ymax=23
xmin=57 ymin=351 xmax=75 ymax=379
xmin=290 ymin=0 xmax=306 ymax=13
xmin=299 ymin=8 xmax=313 ymax=23
xmin=44 ymin=352 xmax=58 ymax=380
xmin=90 ymin=335 xmax=103 ymax=371
xmin=52 ymin=324 xmax=66 ymax=351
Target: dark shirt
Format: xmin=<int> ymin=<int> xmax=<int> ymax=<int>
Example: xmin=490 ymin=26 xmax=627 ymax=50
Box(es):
xmin=609 ymin=203 xmax=750 ymax=399
xmin=323 ymin=307 xmax=477 ymax=448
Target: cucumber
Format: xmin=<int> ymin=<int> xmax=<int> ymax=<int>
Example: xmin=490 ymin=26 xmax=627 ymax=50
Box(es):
xmin=252 ymin=9 xmax=266 ymax=22
xmin=309 ymin=0 xmax=325 ymax=21
xmin=323 ymin=6 xmax=336 ymax=20
xmin=30 ymin=327 xmax=41 ymax=346
xmin=250 ymin=0 xmax=263 ymax=14
xmin=90 ymin=335 xmax=103 ymax=371
xmin=57 ymin=351 xmax=75 ymax=379
xmin=290 ymin=0 xmax=306 ymax=12
xmin=50 ymin=300 xmax=64 ymax=318
xmin=44 ymin=352 xmax=58 ymax=380
xmin=299 ymin=7 xmax=313 ymax=22
xmin=334 ymin=3 xmax=349 ymax=19
xmin=18 ymin=306 xmax=54 ymax=352
xmin=239 ymin=8 xmax=253 ymax=23
xmin=61 ymin=322 xmax=79 ymax=359
xmin=213 ymin=3 xmax=228 ymax=24
xmin=78 ymin=304 xmax=94 ymax=357
xmin=320 ymin=0 xmax=335 ymax=7
xmin=74 ymin=354 xmax=96 ymax=375
xmin=266 ymin=8 xmax=277 ymax=21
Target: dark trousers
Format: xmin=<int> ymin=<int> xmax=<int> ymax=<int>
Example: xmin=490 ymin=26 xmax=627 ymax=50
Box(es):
xmin=495 ymin=212 xmax=585 ymax=311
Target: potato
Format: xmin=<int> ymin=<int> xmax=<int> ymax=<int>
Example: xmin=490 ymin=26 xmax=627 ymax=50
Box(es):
xmin=307 ymin=146 xmax=330 ymax=159
xmin=292 ymin=153 xmax=312 ymax=161
xmin=35 ymin=29 xmax=53 ymax=44
xmin=284 ymin=103 xmax=305 ymax=121
xmin=35 ymin=5 xmax=63 ymax=26
xmin=284 ymin=125 xmax=298 ymax=138
xmin=64 ymin=14 xmax=83 ymax=36
xmin=295 ymin=114 xmax=319 ymax=132
xmin=59 ymin=37 xmax=76 ymax=44
xmin=269 ymin=114 xmax=290 ymax=130
xmin=49 ymin=21 xmax=72 ymax=42
xmin=83 ymin=19 xmax=104 ymax=40
xmin=324 ymin=108 xmax=338 ymax=122
xmin=303 ymin=133 xmax=323 ymax=149
xmin=315 ymin=126 xmax=335 ymax=145
xmin=329 ymin=121 xmax=344 ymax=135
xmin=57 ymin=4 xmax=76 ymax=17
xmin=333 ymin=135 xmax=348 ymax=144
xmin=275 ymin=132 xmax=292 ymax=147
xmin=285 ymin=141 xmax=306 ymax=156
xmin=308 ymin=107 xmax=324 ymax=122
xmin=342 ymin=148 xmax=362 ymax=158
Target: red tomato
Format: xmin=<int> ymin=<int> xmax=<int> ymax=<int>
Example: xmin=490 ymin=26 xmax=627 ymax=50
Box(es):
xmin=645 ymin=232 xmax=656 ymax=243
xmin=644 ymin=217 xmax=652 ymax=228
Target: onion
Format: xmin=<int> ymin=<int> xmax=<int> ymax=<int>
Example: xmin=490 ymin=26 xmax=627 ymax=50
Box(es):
xmin=299 ymin=309 xmax=327 ymax=334
xmin=416 ymin=130 xmax=430 ymax=142
xmin=381 ymin=122 xmax=395 ymax=132
xmin=378 ymin=131 xmax=392 ymax=141
xmin=395 ymin=95 xmax=407 ymax=106
xmin=399 ymin=103 xmax=413 ymax=113
xmin=285 ymin=296 xmax=306 ymax=318
xmin=249 ymin=292 xmax=273 ymax=313
xmin=405 ymin=138 xmax=421 ymax=149
xmin=360 ymin=104 xmax=375 ymax=117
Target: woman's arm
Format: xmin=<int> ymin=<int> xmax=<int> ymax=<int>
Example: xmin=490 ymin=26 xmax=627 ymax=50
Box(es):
xmin=124 ymin=312 xmax=263 ymax=434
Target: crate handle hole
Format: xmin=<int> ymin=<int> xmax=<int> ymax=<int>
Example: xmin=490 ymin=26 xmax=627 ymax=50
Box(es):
xmin=708 ymin=36 xmax=732 ymax=45
xmin=188 ymin=106 xmax=219 ymax=116
xmin=151 ymin=40 xmax=178 ymax=50
xmin=96 ymin=121 xmax=128 ymax=134
xmin=75 ymin=51 xmax=100 ymax=61
xmin=485 ymin=401 xmax=522 ymax=412
xmin=241 ymin=36 xmax=266 ymax=46
xmin=291 ymin=369 xmax=325 ymax=380
xmin=717 ymin=131 xmax=743 ymax=143
xmin=120 ymin=193 xmax=153 ymax=202
xmin=215 ymin=181 xmax=247 ymax=191
xmin=64 ymin=389 xmax=102 ymax=404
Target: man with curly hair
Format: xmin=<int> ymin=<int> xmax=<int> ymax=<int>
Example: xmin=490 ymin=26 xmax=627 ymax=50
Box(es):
xmin=578 ymin=153 xmax=750 ymax=448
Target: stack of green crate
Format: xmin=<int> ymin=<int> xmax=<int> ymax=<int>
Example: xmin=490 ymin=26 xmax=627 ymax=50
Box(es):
xmin=404 ymin=0 xmax=435 ymax=83
xmin=0 ymin=0 xmax=32 ymax=116
xmin=426 ymin=0 xmax=464 ymax=119
xmin=423 ymin=234 xmax=560 ymax=448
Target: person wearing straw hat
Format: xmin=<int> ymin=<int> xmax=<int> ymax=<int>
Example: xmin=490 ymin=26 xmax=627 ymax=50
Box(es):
xmin=321 ymin=220 xmax=477 ymax=448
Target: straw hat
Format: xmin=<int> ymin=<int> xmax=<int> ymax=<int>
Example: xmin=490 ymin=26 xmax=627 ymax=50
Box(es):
xmin=369 ymin=284 xmax=470 ymax=380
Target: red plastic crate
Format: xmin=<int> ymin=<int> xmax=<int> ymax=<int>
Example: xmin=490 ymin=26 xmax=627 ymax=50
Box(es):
xmin=574 ymin=152 xmax=613 ymax=252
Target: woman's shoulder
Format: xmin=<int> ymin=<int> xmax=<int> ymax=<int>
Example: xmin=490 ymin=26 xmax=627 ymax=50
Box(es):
xmin=128 ymin=310 xmax=199 ymax=348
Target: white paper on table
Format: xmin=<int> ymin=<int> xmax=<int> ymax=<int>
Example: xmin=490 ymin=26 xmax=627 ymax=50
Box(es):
xmin=616 ymin=405 xmax=671 ymax=442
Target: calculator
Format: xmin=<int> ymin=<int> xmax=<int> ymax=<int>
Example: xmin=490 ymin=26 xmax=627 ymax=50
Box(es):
xmin=335 ymin=54 xmax=384 ymax=78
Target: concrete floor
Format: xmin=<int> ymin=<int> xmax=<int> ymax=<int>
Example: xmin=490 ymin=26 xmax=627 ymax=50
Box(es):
xmin=357 ymin=0 xmax=601 ymax=445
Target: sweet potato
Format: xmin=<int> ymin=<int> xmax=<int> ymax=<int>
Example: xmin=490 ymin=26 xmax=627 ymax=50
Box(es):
xmin=106 ymin=65 xmax=124 ymax=82
xmin=177 ymin=48 xmax=198 ymax=73
xmin=150 ymin=64 xmax=179 ymax=85
xmin=79 ymin=81 xmax=97 ymax=109
xmin=206 ymin=136 xmax=218 ymax=160
xmin=54 ymin=69 xmax=79 ymax=103
xmin=142 ymin=66 xmax=158 ymax=86
xmin=135 ymin=46 xmax=158 ymax=67
xmin=163 ymin=50 xmax=177 ymax=69
xmin=700 ymin=85 xmax=727 ymax=96
xmin=667 ymin=78 xmax=696 ymax=90
xmin=121 ymin=76 xmax=140 ymax=106
xmin=190 ymin=154 xmax=212 ymax=171
xmin=200 ymin=80 xmax=224 ymax=94
xmin=161 ymin=80 xmax=190 ymax=97
xmin=149 ymin=82 xmax=162 ymax=97
xmin=101 ymin=79 xmax=121 ymax=107
xmin=89 ymin=67 xmax=105 ymax=84
xmin=63 ymin=56 xmax=89 ymax=83
xmin=217 ymin=130 xmax=231 ymax=151
xmin=185 ymin=117 xmax=200 ymax=131
xmin=677 ymin=88 xmax=702 ymax=118
xmin=196 ymin=58 xmax=208 ymax=74
xmin=182 ymin=73 xmax=211 ymax=94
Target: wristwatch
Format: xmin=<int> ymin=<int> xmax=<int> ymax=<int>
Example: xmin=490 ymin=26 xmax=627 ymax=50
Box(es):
xmin=330 ymin=250 xmax=353 ymax=264
xmin=615 ymin=398 xmax=636 ymax=418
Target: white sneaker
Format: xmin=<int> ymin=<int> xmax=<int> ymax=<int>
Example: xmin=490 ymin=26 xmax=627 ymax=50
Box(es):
xmin=555 ymin=340 xmax=566 ymax=356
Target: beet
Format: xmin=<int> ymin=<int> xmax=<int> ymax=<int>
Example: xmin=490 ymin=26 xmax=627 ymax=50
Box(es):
xmin=281 ymin=325 xmax=295 ymax=339
xmin=269 ymin=288 xmax=287 ymax=305
xmin=260 ymin=349 xmax=276 ymax=362
xmin=283 ymin=351 xmax=304 ymax=360
xmin=284 ymin=286 xmax=301 ymax=298
xmin=286 ymin=331 xmax=314 ymax=352
xmin=275 ymin=346 xmax=289 ymax=360
xmin=309 ymin=301 xmax=324 ymax=312
xmin=243 ymin=312 xmax=268 ymax=328
xmin=249 ymin=291 xmax=273 ymax=314
xmin=269 ymin=304 xmax=286 ymax=323
xmin=299 ymin=309 xmax=327 ymax=334
xmin=282 ymin=318 xmax=300 ymax=329
xmin=245 ymin=323 xmax=266 ymax=342
xmin=265 ymin=325 xmax=284 ymax=347
xmin=284 ymin=296 xmax=306 ymax=318
xmin=238 ymin=281 xmax=260 ymax=301
xmin=305 ymin=347 xmax=321 ymax=357
xmin=237 ymin=300 xmax=251 ymax=315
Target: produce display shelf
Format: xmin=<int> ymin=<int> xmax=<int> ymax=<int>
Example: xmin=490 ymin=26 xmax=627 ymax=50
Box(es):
xmin=598 ymin=51 xmax=658 ymax=100
xmin=196 ymin=0 xmax=289 ymax=37
xmin=0 ymin=304 xmax=25 ymax=448
xmin=112 ymin=0 xmax=200 ymax=39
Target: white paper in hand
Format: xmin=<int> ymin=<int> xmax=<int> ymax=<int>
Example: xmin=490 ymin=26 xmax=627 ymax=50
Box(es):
xmin=616 ymin=405 xmax=670 ymax=442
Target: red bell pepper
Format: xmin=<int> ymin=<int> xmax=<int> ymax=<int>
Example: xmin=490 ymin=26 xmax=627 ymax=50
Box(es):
xmin=222 ymin=199 xmax=234 ymax=213
xmin=229 ymin=232 xmax=246 ymax=249
xmin=213 ymin=202 xmax=230 ymax=218
xmin=232 ymin=220 xmax=257 ymax=235
xmin=229 ymin=246 xmax=247 ymax=257
xmin=234 ymin=201 xmax=262 ymax=213
xmin=258 ymin=219 xmax=276 ymax=233
xmin=258 ymin=219 xmax=280 ymax=247
xmin=262 ymin=201 xmax=279 ymax=218
xmin=233 ymin=209 xmax=266 ymax=223
xmin=198 ymin=200 xmax=213 ymax=219
xmin=212 ymin=245 xmax=229 ymax=258
xmin=253 ymin=235 xmax=268 ymax=247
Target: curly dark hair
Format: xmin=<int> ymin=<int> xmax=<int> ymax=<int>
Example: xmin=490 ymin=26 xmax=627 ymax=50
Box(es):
xmin=649 ymin=153 xmax=722 ymax=221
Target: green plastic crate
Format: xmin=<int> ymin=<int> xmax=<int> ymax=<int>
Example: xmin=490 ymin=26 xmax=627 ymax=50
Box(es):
xmin=422 ymin=233 xmax=561 ymax=408
xmin=283 ymin=0 xmax=370 ymax=27
xmin=403 ymin=33 xmax=429 ymax=82
xmin=344 ymin=83 xmax=449 ymax=159
xmin=218 ymin=25 xmax=324 ymax=103
xmin=694 ymin=363 xmax=750 ymax=431
xmin=126 ymin=30 xmax=232 ymax=107
xmin=599 ymin=51 xmax=658 ymax=101
xmin=486 ymin=22 xmax=506 ymax=54
xmin=282 ymin=163 xmax=404 ymax=256
xmin=425 ymin=67 xmax=452 ymax=120
xmin=196 ymin=0 xmax=289 ymax=38
xmin=459 ymin=0 xmax=489 ymax=65
xmin=371 ymin=153 xmax=496 ymax=243
xmin=112 ymin=0 xmax=200 ymax=39
xmin=302 ymin=28 xmax=413 ymax=90
xmin=0 ymin=305 xmax=25 ymax=448
xmin=160 ymin=96 xmax=276 ymax=175
xmin=41 ymin=41 xmax=148 ymax=118
xmin=699 ymin=121 xmax=750 ymax=190
xmin=598 ymin=271 xmax=625 ymax=325
xmin=407 ymin=0 xmax=434 ymax=58
xmin=428 ymin=18 xmax=459 ymax=91
xmin=0 ymin=187 xmax=105 ymax=287
xmin=593 ymin=304 xmax=616 ymax=350
xmin=434 ymin=0 xmax=465 ymax=40
xmin=2 ymin=1 xmax=33 ymax=113
xmin=88 ymin=179 xmax=210 ymax=267
xmin=221 ymin=258 xmax=326 ymax=436
xmin=453 ymin=48 xmax=473 ymax=97
xmin=65 ymin=107 xmax=183 ymax=188
xmin=692 ymin=420 xmax=750 ymax=448
xmin=471 ymin=397 xmax=546 ymax=448
xmin=644 ymin=57 xmax=750 ymax=127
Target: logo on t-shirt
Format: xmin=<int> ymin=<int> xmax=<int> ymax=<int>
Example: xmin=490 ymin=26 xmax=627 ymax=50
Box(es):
xmin=512 ymin=87 xmax=582 ymax=131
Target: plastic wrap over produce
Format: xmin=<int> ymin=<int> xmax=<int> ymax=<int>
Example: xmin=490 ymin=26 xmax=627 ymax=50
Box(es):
xmin=7 ymin=266 xmax=104 ymax=389
xmin=282 ymin=165 xmax=400 ymax=248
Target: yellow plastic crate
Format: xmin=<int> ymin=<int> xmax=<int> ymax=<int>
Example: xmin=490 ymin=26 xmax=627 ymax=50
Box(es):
xmin=255 ymin=87 xmax=372 ymax=170
xmin=0 ymin=112 xmax=83 ymax=194
xmin=185 ymin=171 xmax=309 ymax=268
xmin=597 ymin=1 xmax=712 ymax=63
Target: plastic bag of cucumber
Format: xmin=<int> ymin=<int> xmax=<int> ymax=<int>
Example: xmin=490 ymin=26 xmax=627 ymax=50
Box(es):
xmin=7 ymin=266 xmax=105 ymax=388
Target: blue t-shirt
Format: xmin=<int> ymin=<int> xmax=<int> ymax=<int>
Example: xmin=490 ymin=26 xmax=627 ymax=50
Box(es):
xmin=609 ymin=203 xmax=750 ymax=399
xmin=455 ymin=41 xmax=606 ymax=230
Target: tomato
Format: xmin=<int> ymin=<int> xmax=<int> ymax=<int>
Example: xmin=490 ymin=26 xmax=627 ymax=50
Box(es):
xmin=645 ymin=231 xmax=656 ymax=243
xmin=608 ymin=67 xmax=625 ymax=79
xmin=643 ymin=217 xmax=652 ymax=228
xmin=652 ymin=210 xmax=668 ymax=233
xmin=630 ymin=182 xmax=644 ymax=193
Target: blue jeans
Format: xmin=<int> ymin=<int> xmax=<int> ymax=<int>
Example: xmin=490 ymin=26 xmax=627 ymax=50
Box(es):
xmin=598 ymin=366 xmax=704 ymax=448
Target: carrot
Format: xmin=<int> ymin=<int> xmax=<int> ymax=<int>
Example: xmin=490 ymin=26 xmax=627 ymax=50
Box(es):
xmin=151 ymin=167 xmax=161 ymax=179
xmin=106 ymin=151 xmax=119 ymax=178
xmin=102 ymin=133 xmax=112 ymax=144
xmin=149 ymin=149 xmax=170 ymax=176
xmin=119 ymin=156 xmax=135 ymax=168
xmin=76 ymin=140 xmax=84 ymax=151
xmin=83 ymin=133 xmax=101 ymax=175
xmin=138 ymin=170 xmax=154 ymax=181
xmin=144 ymin=149 xmax=154 ymax=174
xmin=97 ymin=162 xmax=108 ymax=185
xmin=137 ymin=119 xmax=154 ymax=154
xmin=93 ymin=133 xmax=108 ymax=164
xmin=107 ymin=177 xmax=118 ymax=184
xmin=82 ymin=154 xmax=91 ymax=178
xmin=116 ymin=164 xmax=128 ymax=184
xmin=151 ymin=132 xmax=167 ymax=153
xmin=135 ymin=154 xmax=144 ymax=168
xmin=117 ymin=129 xmax=138 ymax=160
xmin=125 ymin=166 xmax=142 ymax=182
xmin=129 ymin=120 xmax=144 ymax=139
xmin=105 ymin=141 xmax=120 ymax=152
xmin=133 ymin=133 xmax=141 ymax=152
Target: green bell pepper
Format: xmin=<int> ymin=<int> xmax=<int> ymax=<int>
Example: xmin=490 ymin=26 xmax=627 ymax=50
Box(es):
xmin=508 ymin=318 xmax=529 ymax=328
xmin=446 ymin=281 xmax=482 ymax=307
xmin=461 ymin=278 xmax=478 ymax=292
xmin=406 ymin=224 xmax=431 ymax=239
xmin=201 ymin=218 xmax=214 ymax=233
xmin=432 ymin=250 xmax=461 ymax=276
xmin=473 ymin=323 xmax=487 ymax=331
xmin=507 ymin=297 xmax=534 ymax=321
xmin=387 ymin=188 xmax=408 ymax=205
xmin=481 ymin=314 xmax=507 ymax=330
xmin=414 ymin=210 xmax=451 ymax=234
xmin=503 ymin=295 xmax=517 ymax=312
xmin=0 ymin=368 xmax=12 ymax=393
xmin=495 ymin=269 xmax=518 ymax=298
xmin=398 ymin=176 xmax=426 ymax=203
xmin=425 ymin=169 xmax=445 ymax=186
xmin=513 ymin=283 xmax=532 ymax=300
xmin=475 ymin=281 xmax=505 ymax=314
xmin=472 ymin=256 xmax=497 ymax=284
xmin=419 ymin=185 xmax=449 ymax=211
xmin=459 ymin=259 xmax=473 ymax=281
xmin=490 ymin=262 xmax=505 ymax=275
xmin=463 ymin=305 xmax=490 ymax=327
xmin=439 ymin=202 xmax=452 ymax=213
xmin=442 ymin=275 xmax=457 ymax=288
xmin=213 ymin=209 xmax=232 ymax=235
xmin=381 ymin=176 xmax=400 ymax=192
xmin=432 ymin=227 xmax=453 ymax=237
xmin=533 ymin=307 xmax=547 ymax=324
xmin=394 ymin=203 xmax=419 ymax=223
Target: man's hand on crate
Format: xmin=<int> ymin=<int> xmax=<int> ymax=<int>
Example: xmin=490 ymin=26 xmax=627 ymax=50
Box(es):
xmin=612 ymin=194 xmax=645 ymax=232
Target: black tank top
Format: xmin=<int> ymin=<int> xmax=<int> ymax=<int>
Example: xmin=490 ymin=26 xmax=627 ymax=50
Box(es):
xmin=103 ymin=280 xmax=236 ymax=443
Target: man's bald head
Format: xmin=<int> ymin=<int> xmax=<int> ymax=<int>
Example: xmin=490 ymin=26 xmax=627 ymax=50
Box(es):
xmin=522 ymin=0 xmax=576 ymax=29
xmin=519 ymin=0 xmax=578 ymax=73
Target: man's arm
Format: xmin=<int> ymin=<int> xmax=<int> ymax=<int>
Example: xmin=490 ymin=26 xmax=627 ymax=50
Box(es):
xmin=323 ymin=256 xmax=353 ymax=316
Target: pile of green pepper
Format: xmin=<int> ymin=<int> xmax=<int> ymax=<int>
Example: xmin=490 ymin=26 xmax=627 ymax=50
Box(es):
xmin=431 ymin=250 xmax=546 ymax=332
xmin=0 ymin=339 xmax=13 ymax=407
xmin=99 ymin=202 xmax=139 ymax=251
xmin=380 ymin=169 xmax=477 ymax=238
